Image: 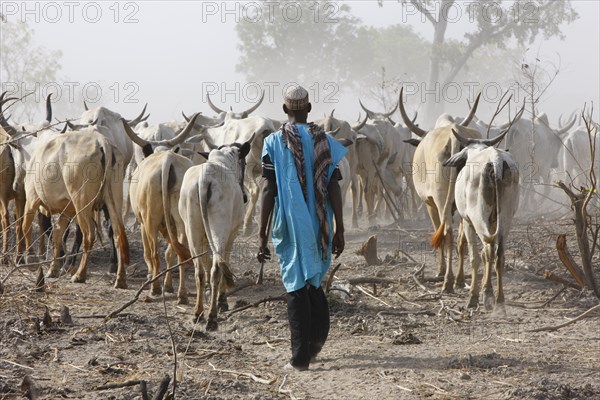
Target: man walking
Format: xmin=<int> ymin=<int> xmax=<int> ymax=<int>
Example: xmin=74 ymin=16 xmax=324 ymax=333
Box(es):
xmin=257 ymin=84 xmax=346 ymax=371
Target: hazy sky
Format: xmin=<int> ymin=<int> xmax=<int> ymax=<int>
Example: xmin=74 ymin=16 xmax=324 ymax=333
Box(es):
xmin=1 ymin=0 xmax=598 ymax=124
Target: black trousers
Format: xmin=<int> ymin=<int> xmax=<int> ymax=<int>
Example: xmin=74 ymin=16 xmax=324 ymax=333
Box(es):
xmin=286 ymin=284 xmax=330 ymax=368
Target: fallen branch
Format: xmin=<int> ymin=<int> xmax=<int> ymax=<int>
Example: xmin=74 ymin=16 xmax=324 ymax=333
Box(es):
xmin=544 ymin=271 xmax=581 ymax=290
xmin=226 ymin=295 xmax=286 ymax=318
xmin=97 ymin=380 xmax=144 ymax=391
xmin=377 ymin=310 xmax=435 ymax=317
xmin=528 ymin=303 xmax=600 ymax=332
xmin=208 ymin=362 xmax=276 ymax=385
xmin=355 ymin=285 xmax=392 ymax=308
xmin=413 ymin=264 xmax=434 ymax=293
xmin=347 ymin=277 xmax=396 ymax=285
xmin=556 ymin=234 xmax=586 ymax=288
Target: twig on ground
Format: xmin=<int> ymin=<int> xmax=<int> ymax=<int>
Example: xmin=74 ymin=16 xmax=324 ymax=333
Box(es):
xmin=355 ymin=285 xmax=393 ymax=308
xmin=208 ymin=362 xmax=276 ymax=385
xmin=162 ymin=276 xmax=177 ymax=399
xmin=528 ymin=303 xmax=600 ymax=332
xmin=96 ymin=380 xmax=144 ymax=391
xmin=544 ymin=271 xmax=581 ymax=290
xmin=413 ymin=264 xmax=434 ymax=293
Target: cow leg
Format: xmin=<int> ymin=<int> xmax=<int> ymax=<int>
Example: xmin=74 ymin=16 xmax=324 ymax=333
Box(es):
xmin=481 ymin=243 xmax=495 ymax=311
xmin=424 ymin=203 xmax=445 ymax=277
xmin=442 ymin=228 xmax=455 ymax=293
xmin=38 ymin=212 xmax=52 ymax=258
xmin=143 ymin=225 xmax=162 ymax=296
xmin=463 ymin=222 xmax=481 ymax=308
xmin=0 ymin=201 xmax=10 ymax=264
xmin=350 ymin=176 xmax=359 ymax=228
xmin=71 ymin=213 xmax=95 ymax=283
xmin=163 ymin=243 xmax=175 ymax=294
xmin=21 ymin=197 xmax=41 ymax=265
xmin=494 ymin=240 xmax=506 ymax=315
xmin=455 ymin=221 xmax=467 ymax=289
xmin=66 ymin=225 xmax=83 ymax=271
xmin=101 ymin=206 xmax=118 ymax=273
xmin=242 ymin=184 xmax=259 ymax=236
xmin=48 ymin=216 xmax=70 ymax=278
xmin=104 ymin=200 xmax=129 ymax=290
xmin=14 ymin=194 xmax=26 ymax=262
xmin=206 ymin=257 xmax=223 ymax=331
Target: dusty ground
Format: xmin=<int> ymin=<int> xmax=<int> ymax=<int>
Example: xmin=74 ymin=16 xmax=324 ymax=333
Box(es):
xmin=1 ymin=213 xmax=599 ymax=400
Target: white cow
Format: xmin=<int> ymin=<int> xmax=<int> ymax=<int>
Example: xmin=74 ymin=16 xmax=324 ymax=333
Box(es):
xmin=124 ymin=115 xmax=200 ymax=303
xmin=22 ymin=129 xmax=129 ymax=287
xmin=179 ymin=137 xmax=253 ymax=331
xmin=444 ymin=129 xmax=520 ymax=312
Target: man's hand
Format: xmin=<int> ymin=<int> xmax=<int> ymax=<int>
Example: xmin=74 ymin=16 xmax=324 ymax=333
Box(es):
xmin=332 ymin=230 xmax=345 ymax=259
xmin=257 ymin=244 xmax=271 ymax=264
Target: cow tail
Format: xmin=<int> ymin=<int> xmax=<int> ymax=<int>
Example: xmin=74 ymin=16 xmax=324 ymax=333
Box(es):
xmin=493 ymin=161 xmax=503 ymax=241
xmin=161 ymin=154 xmax=191 ymax=262
xmin=198 ymin=176 xmax=235 ymax=289
xmin=431 ymin=139 xmax=460 ymax=249
xmin=99 ymin=141 xmax=130 ymax=264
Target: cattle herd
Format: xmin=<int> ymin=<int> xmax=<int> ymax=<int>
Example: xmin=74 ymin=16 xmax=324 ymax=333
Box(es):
xmin=0 ymin=88 xmax=596 ymax=329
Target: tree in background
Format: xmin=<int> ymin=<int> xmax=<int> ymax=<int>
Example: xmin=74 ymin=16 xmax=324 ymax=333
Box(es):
xmin=377 ymin=0 xmax=578 ymax=123
xmin=0 ymin=20 xmax=63 ymax=123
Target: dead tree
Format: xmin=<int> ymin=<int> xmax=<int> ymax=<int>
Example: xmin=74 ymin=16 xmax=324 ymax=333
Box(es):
xmin=555 ymin=105 xmax=600 ymax=298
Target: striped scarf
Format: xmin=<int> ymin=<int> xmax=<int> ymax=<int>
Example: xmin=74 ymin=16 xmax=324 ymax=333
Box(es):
xmin=282 ymin=122 xmax=332 ymax=261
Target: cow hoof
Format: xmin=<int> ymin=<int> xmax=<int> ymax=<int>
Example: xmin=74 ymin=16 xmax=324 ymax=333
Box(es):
xmin=454 ymin=279 xmax=466 ymax=289
xmin=441 ymin=284 xmax=454 ymax=294
xmin=483 ymin=292 xmax=495 ymax=311
xmin=25 ymin=255 xmax=39 ymax=265
xmin=114 ymin=279 xmax=128 ymax=289
xmin=151 ymin=286 xmax=162 ymax=296
xmin=177 ymin=295 xmax=189 ymax=305
xmin=466 ymin=295 xmax=479 ymax=309
xmin=46 ymin=269 xmax=60 ymax=279
xmin=218 ymin=301 xmax=229 ymax=312
xmin=493 ymin=303 xmax=507 ymax=317
xmin=193 ymin=311 xmax=205 ymax=322
xmin=205 ymin=319 xmax=218 ymax=332
xmin=109 ymin=263 xmax=118 ymax=274
xmin=71 ymin=274 xmax=86 ymax=283
xmin=164 ymin=285 xmax=175 ymax=294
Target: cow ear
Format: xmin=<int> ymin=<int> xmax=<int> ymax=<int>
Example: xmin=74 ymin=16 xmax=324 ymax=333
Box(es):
xmin=179 ymin=148 xmax=194 ymax=157
xmin=142 ymin=143 xmax=154 ymax=158
xmin=173 ymin=146 xmax=180 ymax=154
xmin=443 ymin=148 xmax=468 ymax=168
xmin=239 ymin=141 xmax=252 ymax=159
xmin=403 ymin=138 xmax=421 ymax=147
xmin=197 ymin=151 xmax=210 ymax=160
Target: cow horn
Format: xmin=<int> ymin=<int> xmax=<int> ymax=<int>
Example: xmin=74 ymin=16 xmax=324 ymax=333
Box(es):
xmin=207 ymin=93 xmax=227 ymax=115
xmin=121 ymin=118 xmax=151 ymax=148
xmin=126 ymin=103 xmax=148 ymax=126
xmin=352 ymin=114 xmax=368 ymax=132
xmin=330 ymin=109 xmax=335 ymax=118
xmin=399 ymin=87 xmax=427 ymax=138
xmin=327 ymin=127 xmax=341 ymax=137
xmin=182 ymin=111 xmax=190 ymax=122
xmin=241 ymin=90 xmax=265 ymax=116
xmin=45 ymin=93 xmax=53 ymax=123
xmin=83 ymin=100 xmax=89 ymax=111
xmin=451 ymin=128 xmax=509 ymax=148
xmin=461 ymin=92 xmax=481 ymax=127
xmin=165 ymin=113 xmax=200 ymax=147
xmin=359 ymin=100 xmax=375 ymax=119
xmin=557 ymin=114 xmax=577 ymax=135
xmin=0 ymin=94 xmax=17 ymax=136
xmin=202 ymin=135 xmax=219 ymax=150
xmin=60 ymin=122 xmax=69 ymax=133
